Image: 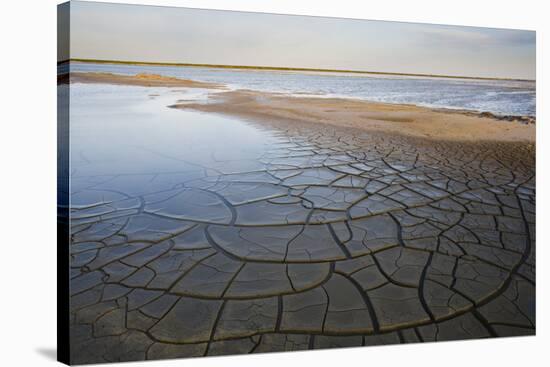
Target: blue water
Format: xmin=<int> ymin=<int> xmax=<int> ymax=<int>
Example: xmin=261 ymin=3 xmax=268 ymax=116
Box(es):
xmin=66 ymin=62 xmax=536 ymax=117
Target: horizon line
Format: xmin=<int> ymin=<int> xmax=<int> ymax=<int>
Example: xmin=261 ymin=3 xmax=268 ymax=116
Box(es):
xmin=60 ymin=58 xmax=535 ymax=82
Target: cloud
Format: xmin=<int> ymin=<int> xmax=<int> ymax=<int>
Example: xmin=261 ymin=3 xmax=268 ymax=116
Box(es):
xmin=417 ymin=25 xmax=534 ymax=50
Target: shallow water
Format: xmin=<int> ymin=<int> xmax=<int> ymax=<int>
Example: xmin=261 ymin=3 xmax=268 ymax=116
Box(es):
xmin=70 ymin=84 xmax=280 ymax=179
xmin=68 ymin=61 xmax=536 ymax=117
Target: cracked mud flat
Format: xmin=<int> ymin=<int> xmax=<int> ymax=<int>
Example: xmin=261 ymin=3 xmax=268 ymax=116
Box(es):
xmin=67 ymin=82 xmax=535 ymax=364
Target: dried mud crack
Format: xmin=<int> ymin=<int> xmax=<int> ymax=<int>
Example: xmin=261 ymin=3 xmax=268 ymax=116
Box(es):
xmin=69 ymin=119 xmax=535 ymax=364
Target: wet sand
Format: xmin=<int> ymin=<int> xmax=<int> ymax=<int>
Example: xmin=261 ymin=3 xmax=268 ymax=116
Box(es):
xmin=70 ymin=72 xmax=535 ymax=143
xmin=171 ymin=90 xmax=535 ymax=143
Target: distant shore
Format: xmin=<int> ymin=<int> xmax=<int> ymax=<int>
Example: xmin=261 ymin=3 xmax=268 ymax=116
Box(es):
xmin=68 ymin=72 xmax=536 ymax=143
xmin=60 ymin=58 xmax=535 ymax=82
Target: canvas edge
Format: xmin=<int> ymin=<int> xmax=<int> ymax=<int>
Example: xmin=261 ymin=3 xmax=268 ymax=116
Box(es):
xmin=57 ymin=1 xmax=71 ymax=365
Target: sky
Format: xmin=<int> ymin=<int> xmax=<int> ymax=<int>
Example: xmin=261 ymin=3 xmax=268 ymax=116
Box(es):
xmin=66 ymin=1 xmax=536 ymax=79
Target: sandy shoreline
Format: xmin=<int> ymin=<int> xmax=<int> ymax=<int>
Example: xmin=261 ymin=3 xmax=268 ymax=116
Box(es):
xmin=69 ymin=72 xmax=535 ymax=143
xmin=69 ymin=72 xmax=226 ymax=89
